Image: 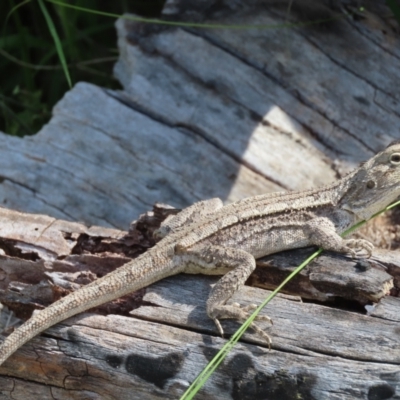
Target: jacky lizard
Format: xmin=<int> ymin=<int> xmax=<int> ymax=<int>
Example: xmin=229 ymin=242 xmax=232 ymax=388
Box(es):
xmin=1 ymin=142 xmax=400 ymax=366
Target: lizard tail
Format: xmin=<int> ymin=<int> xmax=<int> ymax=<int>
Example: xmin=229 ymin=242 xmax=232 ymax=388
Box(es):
xmin=0 ymin=252 xmax=173 ymax=366
xmin=0 ymin=284 xmax=111 ymax=366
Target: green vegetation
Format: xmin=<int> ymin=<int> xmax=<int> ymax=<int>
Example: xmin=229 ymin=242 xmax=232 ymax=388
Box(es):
xmin=0 ymin=0 xmax=164 ymax=136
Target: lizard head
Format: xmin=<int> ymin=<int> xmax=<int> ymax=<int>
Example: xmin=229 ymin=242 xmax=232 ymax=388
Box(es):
xmin=341 ymin=141 xmax=400 ymax=220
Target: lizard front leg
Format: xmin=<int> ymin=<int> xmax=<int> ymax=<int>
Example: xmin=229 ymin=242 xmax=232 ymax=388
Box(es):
xmin=176 ymin=244 xmax=272 ymax=344
xmin=304 ymin=217 xmax=374 ymax=258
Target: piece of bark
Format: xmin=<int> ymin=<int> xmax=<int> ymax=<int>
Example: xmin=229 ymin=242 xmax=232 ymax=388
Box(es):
xmin=252 ymin=248 xmax=395 ymax=303
xmin=369 ymin=295 xmax=400 ymax=322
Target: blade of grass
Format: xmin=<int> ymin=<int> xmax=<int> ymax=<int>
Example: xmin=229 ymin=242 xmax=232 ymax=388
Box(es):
xmin=3 ymin=0 xmax=32 ymax=33
xmin=37 ymin=0 xmax=71 ymax=88
xmin=180 ymin=250 xmax=322 ymax=400
xmin=180 ymin=199 xmax=400 ymax=399
xmin=54 ymin=1 xmax=79 ymax=61
xmin=5 ymin=0 xmax=34 ymax=89
xmin=46 ymin=0 xmax=345 ymax=30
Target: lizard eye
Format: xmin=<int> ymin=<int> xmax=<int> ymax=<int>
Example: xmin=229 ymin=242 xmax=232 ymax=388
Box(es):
xmin=390 ymin=153 xmax=400 ymax=164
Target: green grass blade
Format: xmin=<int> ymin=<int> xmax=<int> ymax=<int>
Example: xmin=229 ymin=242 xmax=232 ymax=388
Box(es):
xmin=3 ymin=0 xmax=32 ymax=34
xmin=180 ymin=250 xmax=322 ymax=400
xmin=46 ymin=0 xmax=344 ymax=30
xmin=38 ymin=0 xmax=71 ymax=87
xmin=180 ymin=199 xmax=400 ymax=399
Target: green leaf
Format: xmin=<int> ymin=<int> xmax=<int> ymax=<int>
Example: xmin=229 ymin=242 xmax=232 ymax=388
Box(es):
xmin=46 ymin=0 xmax=345 ymax=30
xmin=37 ymin=0 xmax=71 ymax=87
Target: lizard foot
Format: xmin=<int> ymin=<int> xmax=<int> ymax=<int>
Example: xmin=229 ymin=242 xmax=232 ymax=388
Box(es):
xmin=344 ymin=239 xmax=374 ymax=258
xmin=210 ymin=303 xmax=273 ymax=349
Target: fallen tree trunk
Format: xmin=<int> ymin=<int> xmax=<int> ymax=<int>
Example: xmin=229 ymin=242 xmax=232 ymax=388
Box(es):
xmin=1 ymin=0 xmax=400 ymax=398
xmin=0 ymin=205 xmax=400 ymax=399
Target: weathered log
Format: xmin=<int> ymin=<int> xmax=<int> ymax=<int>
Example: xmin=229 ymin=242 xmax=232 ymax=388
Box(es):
xmin=0 ymin=205 xmax=400 ymax=399
xmin=1 ymin=0 xmax=400 ymax=398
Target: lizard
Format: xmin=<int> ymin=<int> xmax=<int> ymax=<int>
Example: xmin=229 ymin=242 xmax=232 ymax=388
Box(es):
xmin=1 ymin=141 xmax=400 ymax=367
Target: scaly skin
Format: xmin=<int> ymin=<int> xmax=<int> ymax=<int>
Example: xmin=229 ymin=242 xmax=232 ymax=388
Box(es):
xmin=1 ymin=142 xmax=400 ymax=366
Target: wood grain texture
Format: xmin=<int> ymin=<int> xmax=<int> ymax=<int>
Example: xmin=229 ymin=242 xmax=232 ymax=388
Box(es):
xmin=1 ymin=279 xmax=400 ymax=399
xmin=0 ymin=0 xmax=400 ymax=398
xmin=0 ymin=205 xmax=399 ymax=399
xmin=0 ymin=1 xmax=399 ymax=229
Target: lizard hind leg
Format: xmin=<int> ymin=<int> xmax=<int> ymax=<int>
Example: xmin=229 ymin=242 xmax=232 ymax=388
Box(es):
xmin=207 ymin=296 xmax=273 ymax=350
xmin=178 ymin=244 xmax=273 ymax=347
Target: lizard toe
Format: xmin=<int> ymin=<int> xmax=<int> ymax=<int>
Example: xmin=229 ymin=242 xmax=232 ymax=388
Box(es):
xmin=345 ymin=239 xmax=374 ymax=258
xmin=209 ymin=303 xmax=273 ymax=347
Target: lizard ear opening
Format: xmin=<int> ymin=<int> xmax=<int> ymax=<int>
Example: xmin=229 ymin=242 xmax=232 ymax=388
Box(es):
xmin=390 ymin=153 xmax=400 ymax=165
xmin=366 ymin=180 xmax=375 ymax=189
